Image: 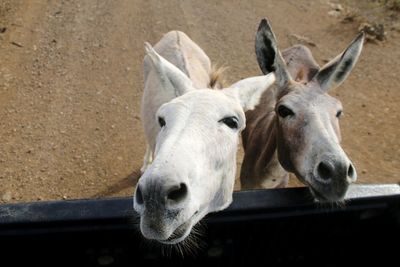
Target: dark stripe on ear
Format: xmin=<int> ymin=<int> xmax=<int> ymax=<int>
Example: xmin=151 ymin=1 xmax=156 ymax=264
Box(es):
xmin=315 ymin=62 xmax=336 ymax=86
xmin=335 ymin=58 xmax=353 ymax=83
xmin=332 ymin=31 xmax=364 ymax=84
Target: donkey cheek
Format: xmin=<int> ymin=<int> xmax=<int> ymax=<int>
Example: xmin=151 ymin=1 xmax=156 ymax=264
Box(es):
xmin=276 ymin=137 xmax=295 ymax=173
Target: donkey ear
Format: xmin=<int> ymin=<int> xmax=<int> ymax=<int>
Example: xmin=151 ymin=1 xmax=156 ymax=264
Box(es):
xmin=144 ymin=42 xmax=194 ymax=97
xmin=225 ymin=74 xmax=276 ymax=111
xmin=311 ymin=32 xmax=364 ymax=92
xmin=255 ymin=18 xmax=291 ymax=87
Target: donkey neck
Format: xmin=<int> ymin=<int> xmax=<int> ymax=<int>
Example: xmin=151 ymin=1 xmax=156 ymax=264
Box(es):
xmin=252 ymin=84 xmax=281 ymax=169
xmin=241 ymin=84 xmax=288 ymax=189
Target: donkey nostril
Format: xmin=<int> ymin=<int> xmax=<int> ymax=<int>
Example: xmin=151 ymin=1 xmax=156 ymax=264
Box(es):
xmin=167 ymin=183 xmax=188 ymax=203
xmin=135 ymin=185 xmax=144 ymax=205
xmin=317 ymin=162 xmax=333 ymax=181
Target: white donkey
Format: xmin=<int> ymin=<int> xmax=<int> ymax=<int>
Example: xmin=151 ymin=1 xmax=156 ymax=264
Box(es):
xmin=134 ymin=31 xmax=274 ymax=245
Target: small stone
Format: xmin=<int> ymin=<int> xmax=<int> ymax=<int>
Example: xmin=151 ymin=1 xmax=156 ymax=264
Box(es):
xmin=2 ymin=191 xmax=12 ymax=202
xmin=328 ymin=10 xmax=341 ymax=17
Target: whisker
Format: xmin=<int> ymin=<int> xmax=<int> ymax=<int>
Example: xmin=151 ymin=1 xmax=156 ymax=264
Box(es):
xmin=176 ymin=243 xmax=185 ymax=258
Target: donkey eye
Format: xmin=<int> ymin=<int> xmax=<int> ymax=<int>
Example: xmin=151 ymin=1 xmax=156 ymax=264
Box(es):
xmin=336 ymin=110 xmax=343 ymax=118
xmin=277 ymin=105 xmax=294 ymax=118
xmin=158 ymin=117 xmax=166 ymax=127
xmin=219 ymin=116 xmax=239 ymax=129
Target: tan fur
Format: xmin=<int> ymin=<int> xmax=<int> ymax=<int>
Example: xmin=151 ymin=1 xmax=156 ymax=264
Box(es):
xmin=209 ymin=65 xmax=227 ymax=89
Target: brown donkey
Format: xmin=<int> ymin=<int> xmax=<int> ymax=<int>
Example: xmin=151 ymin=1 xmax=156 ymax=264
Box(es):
xmin=241 ymin=19 xmax=364 ymax=201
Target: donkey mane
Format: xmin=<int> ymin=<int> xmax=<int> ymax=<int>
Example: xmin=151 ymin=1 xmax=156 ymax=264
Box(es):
xmin=208 ymin=65 xmax=227 ymax=89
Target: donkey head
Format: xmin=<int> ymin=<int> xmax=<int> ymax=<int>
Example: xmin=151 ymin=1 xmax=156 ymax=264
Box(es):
xmin=134 ymin=43 xmax=274 ymax=244
xmin=255 ymin=19 xmax=364 ymax=201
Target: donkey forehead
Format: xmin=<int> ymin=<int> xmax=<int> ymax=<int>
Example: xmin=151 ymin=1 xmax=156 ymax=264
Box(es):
xmin=158 ymin=90 xmax=244 ymax=117
xmin=281 ymin=84 xmax=342 ymax=110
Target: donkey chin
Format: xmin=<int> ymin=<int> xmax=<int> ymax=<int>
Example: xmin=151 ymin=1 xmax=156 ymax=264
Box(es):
xmin=138 ymin=204 xmax=205 ymax=245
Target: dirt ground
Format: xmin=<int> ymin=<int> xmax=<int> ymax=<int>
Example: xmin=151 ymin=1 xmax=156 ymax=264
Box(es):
xmin=0 ymin=0 xmax=399 ymax=203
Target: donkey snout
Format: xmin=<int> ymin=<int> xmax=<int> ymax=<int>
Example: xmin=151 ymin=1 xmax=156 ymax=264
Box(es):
xmin=314 ymin=157 xmax=356 ymax=185
xmin=133 ymin=179 xmax=190 ymax=241
xmin=310 ymin=157 xmax=356 ymax=201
